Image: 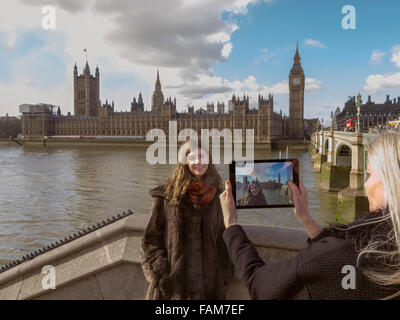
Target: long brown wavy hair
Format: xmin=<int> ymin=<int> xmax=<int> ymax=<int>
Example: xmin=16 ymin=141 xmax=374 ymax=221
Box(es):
xmin=164 ymin=139 xmax=224 ymax=205
xmin=239 ymin=180 xmax=267 ymax=206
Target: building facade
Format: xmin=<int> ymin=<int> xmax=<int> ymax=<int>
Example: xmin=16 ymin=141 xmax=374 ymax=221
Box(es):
xmin=19 ymin=104 xmax=57 ymax=140
xmin=0 ymin=114 xmax=22 ymax=138
xmin=74 ymin=62 xmax=100 ymax=117
xmin=20 ymin=47 xmax=310 ymax=142
xmin=334 ymin=95 xmax=400 ymax=132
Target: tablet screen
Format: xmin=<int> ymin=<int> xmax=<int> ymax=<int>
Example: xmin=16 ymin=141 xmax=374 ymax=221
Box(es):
xmin=229 ymin=159 xmax=299 ymax=209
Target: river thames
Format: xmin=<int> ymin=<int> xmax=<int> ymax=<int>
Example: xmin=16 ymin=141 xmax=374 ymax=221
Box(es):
xmin=0 ymin=145 xmax=338 ymax=265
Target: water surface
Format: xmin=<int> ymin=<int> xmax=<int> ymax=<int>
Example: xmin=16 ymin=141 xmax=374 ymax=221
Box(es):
xmin=0 ymin=145 xmax=337 ymax=264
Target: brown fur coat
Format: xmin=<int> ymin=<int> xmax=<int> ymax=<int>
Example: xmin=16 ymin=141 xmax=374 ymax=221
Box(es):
xmin=141 ymin=184 xmax=234 ymax=299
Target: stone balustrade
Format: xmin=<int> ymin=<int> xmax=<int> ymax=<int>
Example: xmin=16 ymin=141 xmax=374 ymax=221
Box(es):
xmin=0 ymin=213 xmax=308 ymax=300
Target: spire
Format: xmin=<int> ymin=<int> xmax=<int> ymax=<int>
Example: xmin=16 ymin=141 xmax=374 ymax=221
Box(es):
xmin=293 ymin=42 xmax=301 ymax=64
xmin=74 ymin=62 xmax=78 ymax=76
xmin=155 ymin=69 xmax=161 ymax=91
xmin=84 ymin=61 xmax=90 ymax=74
xmin=138 ymin=92 xmax=143 ymax=104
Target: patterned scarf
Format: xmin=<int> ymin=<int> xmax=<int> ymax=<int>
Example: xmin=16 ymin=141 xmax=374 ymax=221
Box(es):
xmin=186 ymin=180 xmax=216 ymax=209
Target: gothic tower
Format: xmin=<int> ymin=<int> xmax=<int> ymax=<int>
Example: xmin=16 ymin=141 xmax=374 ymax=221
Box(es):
xmin=73 ymin=61 xmax=100 ymax=117
xmin=152 ymin=70 xmax=164 ymax=112
xmin=131 ymin=92 xmax=144 ymax=112
xmin=288 ymin=43 xmax=305 ymax=139
xmin=258 ymin=93 xmax=273 ymax=142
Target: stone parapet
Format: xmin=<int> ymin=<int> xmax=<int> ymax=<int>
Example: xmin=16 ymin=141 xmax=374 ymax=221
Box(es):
xmin=0 ymin=213 xmax=307 ymax=300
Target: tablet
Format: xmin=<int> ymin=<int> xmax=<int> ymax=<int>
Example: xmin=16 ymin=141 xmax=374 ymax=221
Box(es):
xmin=229 ymin=159 xmax=299 ymax=209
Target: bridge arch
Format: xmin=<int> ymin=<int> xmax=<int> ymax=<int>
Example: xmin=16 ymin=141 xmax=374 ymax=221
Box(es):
xmin=324 ymin=138 xmax=329 ymax=155
xmin=335 ymin=143 xmax=352 ymax=167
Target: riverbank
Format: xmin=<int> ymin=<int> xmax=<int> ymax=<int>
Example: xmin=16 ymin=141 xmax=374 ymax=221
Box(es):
xmin=0 ymin=139 xmax=20 ymax=146
xmin=17 ymin=138 xmax=309 ymax=150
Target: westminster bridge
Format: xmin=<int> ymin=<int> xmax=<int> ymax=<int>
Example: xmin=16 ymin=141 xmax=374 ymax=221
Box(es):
xmin=310 ymin=130 xmax=377 ymax=223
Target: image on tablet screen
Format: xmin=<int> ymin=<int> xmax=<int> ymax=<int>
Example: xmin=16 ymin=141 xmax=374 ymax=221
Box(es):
xmin=235 ymin=161 xmax=293 ymax=207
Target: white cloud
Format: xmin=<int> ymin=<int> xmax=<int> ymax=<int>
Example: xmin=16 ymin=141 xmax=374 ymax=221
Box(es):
xmin=221 ymin=43 xmax=233 ymax=58
xmin=225 ymin=0 xmax=274 ymax=14
xmin=364 ymin=72 xmax=400 ymax=93
xmin=13 ymin=0 xmax=249 ymax=83
xmin=268 ymin=80 xmax=288 ymax=94
xmin=4 ymin=31 xmax=16 ymax=49
xmin=164 ymin=74 xmax=323 ymax=115
xmin=253 ymin=48 xmax=275 ymax=65
xmin=0 ymin=0 xmax=327 ymax=119
xmin=390 ymin=45 xmax=400 ymax=68
xmin=305 ymin=78 xmax=323 ymax=92
xmin=206 ymin=31 xmax=231 ymax=44
xmin=0 ymin=0 xmax=280 ymax=116
xmin=303 ymin=39 xmax=327 ymax=48
xmin=369 ymin=49 xmax=385 ymax=65
xmin=363 ymin=45 xmax=400 ymax=94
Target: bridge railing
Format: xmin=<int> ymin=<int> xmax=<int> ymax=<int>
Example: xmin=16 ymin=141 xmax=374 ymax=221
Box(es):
xmin=0 ymin=213 xmax=308 ymax=300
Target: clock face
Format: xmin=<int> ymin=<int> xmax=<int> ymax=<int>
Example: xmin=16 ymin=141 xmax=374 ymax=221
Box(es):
xmin=292 ymin=77 xmax=300 ymax=85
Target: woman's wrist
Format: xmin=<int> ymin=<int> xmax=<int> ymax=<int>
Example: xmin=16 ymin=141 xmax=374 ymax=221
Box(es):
xmin=224 ymin=218 xmax=238 ymax=229
xmin=301 ymin=215 xmax=322 ymax=238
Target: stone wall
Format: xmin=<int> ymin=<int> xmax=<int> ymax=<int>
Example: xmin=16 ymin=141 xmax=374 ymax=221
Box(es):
xmin=0 ymin=213 xmax=307 ymax=300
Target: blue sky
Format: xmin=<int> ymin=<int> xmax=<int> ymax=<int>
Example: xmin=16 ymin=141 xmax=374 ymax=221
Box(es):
xmin=237 ymin=161 xmax=292 ymax=182
xmin=217 ymin=0 xmax=400 ymax=117
xmin=0 ymin=0 xmax=400 ymax=122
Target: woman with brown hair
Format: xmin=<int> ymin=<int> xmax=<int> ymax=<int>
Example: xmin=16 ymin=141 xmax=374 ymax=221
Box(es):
xmin=141 ymin=139 xmax=234 ymax=299
xmin=239 ymin=180 xmax=268 ymax=206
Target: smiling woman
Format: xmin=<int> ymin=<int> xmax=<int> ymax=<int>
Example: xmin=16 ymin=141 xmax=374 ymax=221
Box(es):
xmin=141 ymin=138 xmax=234 ymax=299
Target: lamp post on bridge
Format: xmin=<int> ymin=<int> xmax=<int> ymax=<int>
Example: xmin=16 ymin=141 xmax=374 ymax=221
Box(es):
xmin=356 ymin=93 xmax=362 ymax=133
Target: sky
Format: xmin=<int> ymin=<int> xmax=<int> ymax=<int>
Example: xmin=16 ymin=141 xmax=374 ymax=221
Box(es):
xmin=1 ymin=0 xmax=400 ymax=124
xmin=236 ymin=161 xmax=292 ymax=182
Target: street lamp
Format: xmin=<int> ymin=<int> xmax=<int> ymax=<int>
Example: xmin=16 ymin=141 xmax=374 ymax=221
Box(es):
xmin=356 ymin=92 xmax=362 ymax=133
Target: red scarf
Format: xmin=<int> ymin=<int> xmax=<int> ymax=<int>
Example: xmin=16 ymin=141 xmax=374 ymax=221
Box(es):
xmin=187 ymin=180 xmax=216 ymax=209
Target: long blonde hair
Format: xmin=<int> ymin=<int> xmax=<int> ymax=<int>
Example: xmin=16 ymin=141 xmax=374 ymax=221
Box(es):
xmin=164 ymin=139 xmax=224 ymax=205
xmin=358 ymin=130 xmax=400 ymax=298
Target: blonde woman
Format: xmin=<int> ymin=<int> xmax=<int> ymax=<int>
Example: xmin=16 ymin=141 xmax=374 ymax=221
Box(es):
xmin=219 ymin=130 xmax=400 ymax=299
xmin=141 ymin=139 xmax=234 ymax=299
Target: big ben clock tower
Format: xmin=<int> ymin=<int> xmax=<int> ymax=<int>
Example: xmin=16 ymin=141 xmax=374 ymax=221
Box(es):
xmin=288 ymin=43 xmax=305 ymax=140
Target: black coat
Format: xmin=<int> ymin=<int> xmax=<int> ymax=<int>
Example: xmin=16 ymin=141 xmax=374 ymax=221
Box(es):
xmin=141 ymin=184 xmax=234 ymax=299
xmin=223 ymin=210 xmax=400 ymax=299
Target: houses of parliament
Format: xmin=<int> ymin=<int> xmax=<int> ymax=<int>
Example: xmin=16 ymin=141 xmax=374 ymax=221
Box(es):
xmin=20 ymin=46 xmax=315 ymax=142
